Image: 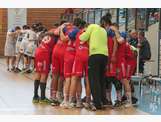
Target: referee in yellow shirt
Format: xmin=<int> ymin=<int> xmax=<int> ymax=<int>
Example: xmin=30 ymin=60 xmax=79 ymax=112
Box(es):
xmin=79 ymin=15 xmax=111 ymax=110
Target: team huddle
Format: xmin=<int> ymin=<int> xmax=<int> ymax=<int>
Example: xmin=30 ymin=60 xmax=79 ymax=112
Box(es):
xmin=6 ymin=13 xmax=139 ymax=111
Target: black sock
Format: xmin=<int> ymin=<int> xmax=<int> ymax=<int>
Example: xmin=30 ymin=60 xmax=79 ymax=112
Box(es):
xmin=40 ymin=82 xmax=46 ymax=100
xmin=34 ymin=80 xmax=40 ymax=98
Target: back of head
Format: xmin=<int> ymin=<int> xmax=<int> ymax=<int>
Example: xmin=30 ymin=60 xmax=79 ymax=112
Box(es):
xmin=15 ymin=26 xmax=21 ymax=31
xmin=105 ymin=13 xmax=112 ymax=20
xmin=111 ymin=23 xmax=119 ymax=30
xmin=100 ymin=15 xmax=112 ymax=27
xmin=23 ymin=25 xmax=30 ymax=30
xmin=79 ymin=19 xmax=87 ymax=29
xmin=138 ymin=31 xmax=145 ymax=37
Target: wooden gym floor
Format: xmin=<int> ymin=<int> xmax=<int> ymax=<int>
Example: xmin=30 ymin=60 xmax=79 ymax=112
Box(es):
xmin=0 ymin=58 xmax=160 ymax=115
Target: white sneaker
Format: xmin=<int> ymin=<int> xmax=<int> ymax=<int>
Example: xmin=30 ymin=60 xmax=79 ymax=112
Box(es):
xmin=68 ymin=102 xmax=76 ymax=108
xmin=76 ymin=101 xmax=83 ymax=108
xmin=60 ymin=101 xmax=69 ymax=109
xmin=83 ymin=102 xmax=91 ymax=109
xmin=124 ymin=100 xmax=132 ymax=108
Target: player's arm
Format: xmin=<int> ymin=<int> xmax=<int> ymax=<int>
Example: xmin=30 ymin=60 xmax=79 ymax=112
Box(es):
xmin=59 ymin=26 xmax=69 ymax=42
xmin=79 ymin=24 xmax=92 ymax=44
xmin=112 ymin=36 xmax=118 ymax=56
xmin=111 ymin=36 xmax=118 ymax=63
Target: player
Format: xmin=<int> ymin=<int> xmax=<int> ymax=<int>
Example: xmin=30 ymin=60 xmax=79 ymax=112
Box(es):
xmin=68 ymin=20 xmax=91 ymax=109
xmin=105 ymin=25 xmax=123 ymax=108
xmin=14 ymin=25 xmax=30 ymax=72
xmin=50 ymin=20 xmax=69 ymax=105
xmin=32 ymin=32 xmax=56 ymax=104
xmin=114 ymin=31 xmax=132 ymax=107
xmin=59 ymin=18 xmax=81 ymax=108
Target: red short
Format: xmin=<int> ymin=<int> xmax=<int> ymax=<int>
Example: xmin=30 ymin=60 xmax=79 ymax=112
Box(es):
xmin=72 ymin=56 xmax=88 ymax=78
xmin=35 ymin=48 xmax=50 ymax=75
xmin=116 ymin=59 xmax=127 ymax=80
xmin=52 ymin=46 xmax=66 ymax=76
xmin=64 ymin=52 xmax=75 ymax=78
xmin=126 ymin=60 xmax=136 ymax=80
xmin=106 ymin=62 xmax=117 ymax=77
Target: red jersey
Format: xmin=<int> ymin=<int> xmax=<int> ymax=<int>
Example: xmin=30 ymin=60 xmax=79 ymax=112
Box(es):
xmin=75 ymin=30 xmax=89 ymax=59
xmin=39 ymin=36 xmax=55 ymax=53
xmin=116 ymin=41 xmax=126 ymax=61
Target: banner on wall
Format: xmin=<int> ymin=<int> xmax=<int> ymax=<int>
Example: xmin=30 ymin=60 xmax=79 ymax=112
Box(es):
xmin=8 ymin=8 xmax=27 ymax=30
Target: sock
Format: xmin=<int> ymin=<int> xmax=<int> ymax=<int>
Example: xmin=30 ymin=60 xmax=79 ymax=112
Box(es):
xmin=106 ymin=89 xmax=112 ymax=101
xmin=64 ymin=93 xmax=69 ymax=102
xmin=34 ymin=80 xmax=40 ymax=98
xmin=86 ymin=96 xmax=91 ymax=103
xmin=69 ymin=96 xmax=75 ymax=103
xmin=76 ymin=93 xmax=81 ymax=103
xmin=51 ymin=91 xmax=57 ymax=99
xmin=40 ymin=82 xmax=46 ymax=100
xmin=126 ymin=92 xmax=132 ymax=103
xmin=116 ymin=91 xmax=122 ymax=101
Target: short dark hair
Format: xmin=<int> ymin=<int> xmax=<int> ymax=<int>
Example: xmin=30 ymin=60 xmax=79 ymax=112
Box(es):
xmin=139 ymin=31 xmax=145 ymax=37
xmin=105 ymin=13 xmax=112 ymax=20
xmin=112 ymin=23 xmax=119 ymax=29
xmin=15 ymin=26 xmax=21 ymax=30
xmin=22 ymin=25 xmax=30 ymax=30
xmin=79 ymin=19 xmax=86 ymax=29
xmin=100 ymin=15 xmax=112 ymax=27
xmin=54 ymin=23 xmax=59 ymax=27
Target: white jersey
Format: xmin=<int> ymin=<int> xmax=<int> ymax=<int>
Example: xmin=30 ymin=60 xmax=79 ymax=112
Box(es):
xmin=24 ymin=30 xmax=38 ymax=57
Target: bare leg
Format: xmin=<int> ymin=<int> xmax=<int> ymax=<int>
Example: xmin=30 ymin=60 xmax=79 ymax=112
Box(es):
xmin=63 ymin=77 xmax=71 ymax=103
xmin=6 ymin=56 xmax=10 ymax=71
xmin=50 ymin=73 xmax=59 ymax=99
xmin=69 ymin=76 xmax=79 ymax=103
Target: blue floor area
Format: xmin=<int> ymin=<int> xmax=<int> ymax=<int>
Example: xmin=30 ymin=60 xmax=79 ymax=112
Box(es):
xmin=136 ymin=83 xmax=161 ymax=115
xmin=81 ymin=78 xmax=161 ymax=114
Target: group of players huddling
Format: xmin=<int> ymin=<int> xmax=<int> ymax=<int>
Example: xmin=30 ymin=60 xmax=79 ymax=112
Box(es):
xmin=13 ymin=12 xmax=138 ymax=111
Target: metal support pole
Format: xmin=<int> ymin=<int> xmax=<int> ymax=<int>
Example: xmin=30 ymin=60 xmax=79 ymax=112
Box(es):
xmin=93 ymin=10 xmax=96 ymax=24
xmin=145 ymin=8 xmax=149 ymax=31
xmin=135 ymin=8 xmax=138 ymax=30
xmin=157 ymin=8 xmax=161 ymax=77
xmin=116 ymin=8 xmax=119 ymax=25
xmin=125 ymin=8 xmax=128 ymax=31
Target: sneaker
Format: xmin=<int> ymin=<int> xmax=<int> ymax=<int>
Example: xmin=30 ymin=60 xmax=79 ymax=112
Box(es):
xmin=57 ymin=94 xmax=64 ymax=103
xmin=32 ymin=96 xmax=40 ymax=103
xmin=124 ymin=100 xmax=132 ymax=108
xmin=83 ymin=102 xmax=91 ymax=109
xmin=76 ymin=101 xmax=83 ymax=108
xmin=39 ymin=98 xmax=52 ymax=104
xmin=60 ymin=101 xmax=69 ymax=109
xmin=121 ymin=95 xmax=127 ymax=103
xmin=132 ymin=96 xmax=138 ymax=106
xmin=50 ymin=98 xmax=60 ymax=106
xmin=89 ymin=103 xmax=97 ymax=111
xmin=14 ymin=67 xmax=21 ymax=73
xmin=11 ymin=67 xmax=15 ymax=71
xmin=68 ymin=102 xmax=76 ymax=108
xmin=113 ymin=100 xmax=123 ymax=108
xmin=26 ymin=69 xmax=32 ymax=74
xmin=81 ymin=96 xmax=86 ymax=103
xmin=103 ymin=99 xmax=113 ymax=107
